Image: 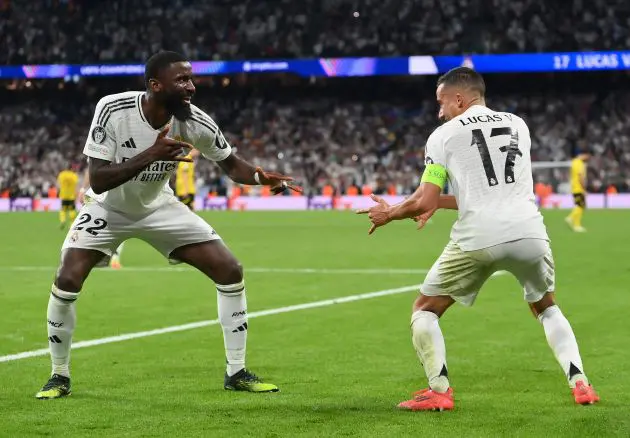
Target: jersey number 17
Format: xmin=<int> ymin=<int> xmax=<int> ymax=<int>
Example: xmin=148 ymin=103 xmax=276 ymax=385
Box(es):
xmin=471 ymin=127 xmax=522 ymax=187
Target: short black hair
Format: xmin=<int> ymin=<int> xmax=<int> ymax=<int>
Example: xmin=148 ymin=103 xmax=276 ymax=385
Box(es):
xmin=144 ymin=51 xmax=188 ymax=87
xmin=437 ymin=67 xmax=486 ymax=97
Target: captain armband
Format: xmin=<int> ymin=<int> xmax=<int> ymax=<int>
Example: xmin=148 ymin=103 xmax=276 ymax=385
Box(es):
xmin=420 ymin=163 xmax=447 ymax=190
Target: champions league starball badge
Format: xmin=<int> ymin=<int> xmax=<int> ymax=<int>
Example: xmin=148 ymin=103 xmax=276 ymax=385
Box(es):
xmin=92 ymin=126 xmax=106 ymax=144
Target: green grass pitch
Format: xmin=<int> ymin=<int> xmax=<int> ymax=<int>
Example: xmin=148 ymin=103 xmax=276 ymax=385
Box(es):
xmin=0 ymin=209 xmax=628 ymax=437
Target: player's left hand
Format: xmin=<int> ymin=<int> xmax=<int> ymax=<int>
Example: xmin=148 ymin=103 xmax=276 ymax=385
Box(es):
xmin=255 ymin=167 xmax=303 ymax=195
xmin=355 ymin=194 xmax=392 ymax=235
xmin=412 ymin=206 xmax=437 ymax=230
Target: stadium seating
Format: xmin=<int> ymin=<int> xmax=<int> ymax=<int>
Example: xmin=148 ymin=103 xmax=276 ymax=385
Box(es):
xmin=1 ymin=0 xmax=629 ymax=64
xmin=1 ymin=83 xmax=629 ymax=197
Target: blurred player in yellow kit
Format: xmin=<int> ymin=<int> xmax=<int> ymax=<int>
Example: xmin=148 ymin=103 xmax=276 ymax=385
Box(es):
xmin=565 ymin=151 xmax=590 ymax=232
xmin=57 ymin=164 xmax=79 ymax=229
xmin=78 ymin=169 xmax=125 ymax=268
xmin=176 ymin=149 xmax=199 ymax=210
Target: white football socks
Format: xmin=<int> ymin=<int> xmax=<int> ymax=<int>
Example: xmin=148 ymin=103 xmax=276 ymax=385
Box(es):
xmin=411 ymin=310 xmax=450 ymax=393
xmin=47 ymin=286 xmax=79 ymax=378
xmin=538 ymin=305 xmax=588 ymax=388
xmin=217 ymin=281 xmax=248 ymax=377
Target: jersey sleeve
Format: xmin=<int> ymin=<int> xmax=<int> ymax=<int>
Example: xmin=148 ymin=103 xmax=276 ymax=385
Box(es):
xmin=83 ymin=97 xmax=118 ymax=161
xmin=424 ymin=129 xmax=447 ymax=167
xmin=192 ymin=110 xmax=232 ymax=162
xmin=421 ymin=129 xmax=448 ymax=189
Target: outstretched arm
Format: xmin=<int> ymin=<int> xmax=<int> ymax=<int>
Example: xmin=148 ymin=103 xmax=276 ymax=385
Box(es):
xmin=215 ymin=153 xmax=260 ymax=185
xmin=387 ymin=183 xmax=443 ymax=221
xmin=356 ymin=183 xmax=442 ymax=235
xmin=357 ymin=163 xmax=449 ymax=235
xmin=216 ymin=152 xmax=302 ymax=194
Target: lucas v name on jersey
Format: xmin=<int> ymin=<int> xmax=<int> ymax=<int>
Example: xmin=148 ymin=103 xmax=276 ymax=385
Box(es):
xmin=121 ymin=157 xmax=178 ymax=182
xmin=459 ymin=113 xmax=512 ymax=126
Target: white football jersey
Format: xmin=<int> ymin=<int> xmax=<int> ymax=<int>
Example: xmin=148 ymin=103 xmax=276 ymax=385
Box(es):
xmin=425 ymin=105 xmax=548 ymax=251
xmin=83 ymin=91 xmax=231 ymax=214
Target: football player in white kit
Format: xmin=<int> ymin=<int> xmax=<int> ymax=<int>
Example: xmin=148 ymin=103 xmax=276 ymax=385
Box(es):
xmin=36 ymin=51 xmax=300 ymax=399
xmin=358 ymin=67 xmax=599 ymax=410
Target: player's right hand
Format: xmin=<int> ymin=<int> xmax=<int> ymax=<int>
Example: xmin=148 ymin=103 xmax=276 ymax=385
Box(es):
xmin=148 ymin=126 xmax=195 ymax=162
xmin=356 ymin=194 xmax=393 ymax=235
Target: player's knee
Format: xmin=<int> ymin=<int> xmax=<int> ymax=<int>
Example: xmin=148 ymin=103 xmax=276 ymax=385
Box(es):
xmin=412 ymin=293 xmax=453 ymax=318
xmin=54 ymin=270 xmax=84 ymax=293
xmin=215 ymin=259 xmax=243 ymax=284
xmin=529 ymin=291 xmax=556 ymax=318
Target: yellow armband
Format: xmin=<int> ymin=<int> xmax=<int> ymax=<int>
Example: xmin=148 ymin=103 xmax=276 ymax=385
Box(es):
xmin=420 ymin=163 xmax=447 ymax=189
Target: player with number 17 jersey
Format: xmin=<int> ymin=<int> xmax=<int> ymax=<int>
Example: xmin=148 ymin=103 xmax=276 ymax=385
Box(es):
xmin=424 ymin=105 xmax=548 ymax=251
xmin=358 ymin=67 xmax=598 ymax=411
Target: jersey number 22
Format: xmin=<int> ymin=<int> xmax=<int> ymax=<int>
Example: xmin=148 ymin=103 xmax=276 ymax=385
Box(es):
xmin=471 ymin=127 xmax=522 ymax=186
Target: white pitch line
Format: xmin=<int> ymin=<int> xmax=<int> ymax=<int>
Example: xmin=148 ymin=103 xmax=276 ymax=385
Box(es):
xmin=0 ymin=270 xmax=511 ymax=364
xmin=0 ymin=284 xmax=421 ymax=363
xmin=0 ymin=266 xmax=429 ymax=275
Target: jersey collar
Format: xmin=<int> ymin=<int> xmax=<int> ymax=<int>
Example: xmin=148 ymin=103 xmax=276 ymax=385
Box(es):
xmin=137 ymin=92 xmax=172 ymax=131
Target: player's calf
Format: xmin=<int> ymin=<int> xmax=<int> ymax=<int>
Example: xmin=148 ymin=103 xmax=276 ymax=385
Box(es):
xmin=217 ymin=280 xmax=248 ymax=376
xmin=45 ymin=286 xmax=79 ymax=379
xmin=532 ymin=294 xmax=599 ymax=404
xmin=411 ymin=309 xmax=450 ymax=394
xmin=37 ymin=248 xmax=103 ymax=398
xmin=396 ymin=294 xmax=455 ymax=410
xmin=171 ymin=241 xmax=277 ymax=390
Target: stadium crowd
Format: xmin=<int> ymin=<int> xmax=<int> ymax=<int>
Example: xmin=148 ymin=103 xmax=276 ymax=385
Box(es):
xmin=2 ymin=0 xmax=630 ymax=197
xmin=2 ymin=85 xmax=629 ymax=198
xmin=1 ymin=0 xmax=630 ymax=64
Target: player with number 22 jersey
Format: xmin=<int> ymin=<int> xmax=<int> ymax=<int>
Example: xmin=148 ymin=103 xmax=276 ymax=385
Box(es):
xmin=36 ymin=51 xmax=301 ymax=400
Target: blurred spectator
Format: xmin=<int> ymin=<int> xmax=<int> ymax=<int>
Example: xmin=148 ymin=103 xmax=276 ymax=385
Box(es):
xmin=1 ymin=81 xmax=629 ymax=197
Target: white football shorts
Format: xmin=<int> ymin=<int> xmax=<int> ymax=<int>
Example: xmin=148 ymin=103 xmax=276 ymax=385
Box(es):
xmin=61 ymin=198 xmax=220 ymax=265
xmin=421 ymin=238 xmax=555 ymax=306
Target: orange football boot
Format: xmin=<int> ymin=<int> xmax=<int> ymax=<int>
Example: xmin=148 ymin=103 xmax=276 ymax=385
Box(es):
xmin=572 ymin=381 xmax=599 ymax=405
xmin=397 ymin=387 xmax=454 ymax=411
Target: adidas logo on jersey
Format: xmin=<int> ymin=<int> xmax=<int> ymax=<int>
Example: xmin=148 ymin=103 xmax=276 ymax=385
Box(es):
xmin=121 ymin=138 xmax=137 ymax=149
